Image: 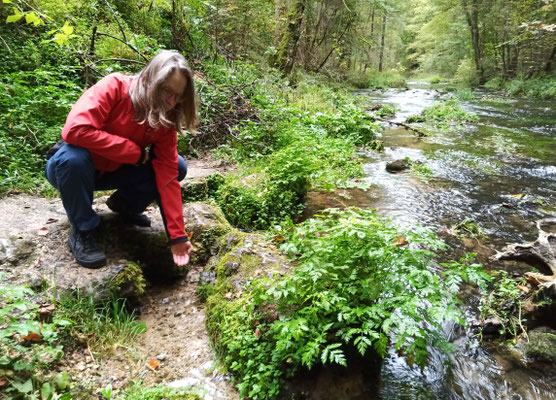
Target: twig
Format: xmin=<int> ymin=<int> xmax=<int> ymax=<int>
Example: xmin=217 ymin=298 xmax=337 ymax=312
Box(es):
xmin=103 ymin=0 xmax=127 ymax=43
xmin=0 ymin=35 xmax=12 ymax=54
xmin=96 ymin=58 xmax=146 ymax=65
xmin=96 ymin=31 xmax=148 ymax=61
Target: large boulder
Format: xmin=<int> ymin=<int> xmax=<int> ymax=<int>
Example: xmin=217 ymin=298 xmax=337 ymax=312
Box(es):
xmin=0 ymin=194 xmax=233 ymax=300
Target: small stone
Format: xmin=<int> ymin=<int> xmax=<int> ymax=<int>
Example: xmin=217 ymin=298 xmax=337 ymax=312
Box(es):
xmin=156 ymin=353 xmax=169 ymax=361
xmin=161 ymin=297 xmax=170 ymax=304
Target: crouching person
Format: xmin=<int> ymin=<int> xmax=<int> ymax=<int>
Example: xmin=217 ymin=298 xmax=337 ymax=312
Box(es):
xmin=45 ymin=50 xmax=197 ymax=269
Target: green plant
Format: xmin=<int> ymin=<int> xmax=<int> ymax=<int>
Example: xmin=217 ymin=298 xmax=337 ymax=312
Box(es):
xmin=115 ymin=382 xmax=202 ymax=400
xmin=0 ymin=66 xmax=82 ymax=194
xmin=451 ymin=218 xmax=485 ymax=238
xmin=0 ymin=281 xmax=72 ymax=399
xmin=54 ymin=292 xmax=146 ymax=357
xmin=454 ymin=89 xmax=475 ymax=101
xmin=480 ymin=270 xmax=525 ymax=337
xmin=406 ymin=99 xmax=479 ymax=129
xmin=207 ymin=208 xmax=490 ymax=399
xmin=405 ymin=158 xmax=434 ymax=182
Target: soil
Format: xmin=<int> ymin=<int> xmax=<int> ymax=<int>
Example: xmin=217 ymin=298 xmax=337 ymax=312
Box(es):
xmin=0 ymin=158 xmax=239 ymax=399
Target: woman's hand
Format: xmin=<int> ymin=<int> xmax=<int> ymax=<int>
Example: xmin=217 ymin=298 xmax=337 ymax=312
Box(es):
xmin=171 ymin=241 xmax=193 ymax=266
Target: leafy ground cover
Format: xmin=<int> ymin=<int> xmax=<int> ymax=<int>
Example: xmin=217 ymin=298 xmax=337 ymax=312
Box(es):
xmin=204 ymin=208 xmax=490 ymax=399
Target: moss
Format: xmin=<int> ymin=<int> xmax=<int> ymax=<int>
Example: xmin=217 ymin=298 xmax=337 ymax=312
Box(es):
xmin=110 ymin=262 xmax=146 ymax=297
xmin=181 ymin=180 xmax=208 ymax=202
xmin=525 ymin=330 xmax=556 ymax=363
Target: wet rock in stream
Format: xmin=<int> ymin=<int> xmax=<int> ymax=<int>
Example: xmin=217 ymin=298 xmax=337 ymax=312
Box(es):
xmin=493 ymin=217 xmax=556 ymax=276
xmin=385 ymin=158 xmax=411 ymax=173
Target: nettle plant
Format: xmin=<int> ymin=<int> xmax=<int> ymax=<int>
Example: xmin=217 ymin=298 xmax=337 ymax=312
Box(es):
xmin=214 ymin=208 xmax=489 ymax=399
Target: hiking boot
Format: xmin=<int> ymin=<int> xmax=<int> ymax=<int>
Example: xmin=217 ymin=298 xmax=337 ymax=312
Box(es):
xmin=67 ymin=227 xmax=106 ymax=269
xmin=106 ymin=192 xmax=151 ymax=227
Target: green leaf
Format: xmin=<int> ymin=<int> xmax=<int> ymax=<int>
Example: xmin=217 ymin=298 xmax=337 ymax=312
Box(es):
xmin=60 ymin=21 xmax=73 ymax=35
xmin=25 ymin=12 xmax=42 ymax=26
xmin=11 ymin=378 xmax=34 ymax=393
xmin=3 ymin=0 xmax=14 ymax=3
xmin=55 ymin=371 xmax=69 ymax=390
xmin=6 ymin=8 xmax=23 ymax=23
xmin=41 ymin=382 xmax=54 ymax=399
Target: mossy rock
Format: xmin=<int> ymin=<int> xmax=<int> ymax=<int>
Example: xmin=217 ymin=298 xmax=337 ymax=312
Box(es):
xmin=203 ymin=233 xmax=290 ymax=352
xmin=183 ymin=202 xmax=233 ymax=263
xmin=181 ymin=180 xmax=208 ymax=202
xmin=525 ymin=328 xmax=556 ymax=364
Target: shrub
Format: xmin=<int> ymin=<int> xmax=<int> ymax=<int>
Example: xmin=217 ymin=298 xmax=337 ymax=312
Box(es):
xmin=207 ymin=209 xmax=490 ymax=399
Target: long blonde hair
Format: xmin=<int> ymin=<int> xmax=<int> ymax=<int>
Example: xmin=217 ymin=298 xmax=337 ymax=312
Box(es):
xmin=130 ymin=50 xmax=198 ymax=133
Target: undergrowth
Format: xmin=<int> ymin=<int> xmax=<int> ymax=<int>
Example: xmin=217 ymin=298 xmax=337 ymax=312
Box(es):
xmin=205 ymin=208 xmax=490 ymax=399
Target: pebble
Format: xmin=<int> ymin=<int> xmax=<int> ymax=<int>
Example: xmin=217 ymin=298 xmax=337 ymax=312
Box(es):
xmin=162 ymin=297 xmax=170 ymax=304
xmin=156 ymin=353 xmax=169 ymax=361
xmin=168 ymin=377 xmax=200 ymax=388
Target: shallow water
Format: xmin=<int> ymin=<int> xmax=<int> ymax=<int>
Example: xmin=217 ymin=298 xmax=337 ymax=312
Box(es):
xmin=350 ymin=83 xmax=556 ymax=399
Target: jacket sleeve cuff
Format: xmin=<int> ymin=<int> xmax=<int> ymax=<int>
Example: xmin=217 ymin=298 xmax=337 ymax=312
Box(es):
xmin=169 ymin=235 xmax=189 ymax=245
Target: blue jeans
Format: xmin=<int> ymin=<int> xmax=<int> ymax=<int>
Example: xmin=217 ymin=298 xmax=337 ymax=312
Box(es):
xmin=45 ymin=144 xmax=187 ymax=232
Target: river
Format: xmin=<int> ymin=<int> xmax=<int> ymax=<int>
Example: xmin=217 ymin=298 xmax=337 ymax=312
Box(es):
xmin=349 ymin=82 xmax=556 ymax=400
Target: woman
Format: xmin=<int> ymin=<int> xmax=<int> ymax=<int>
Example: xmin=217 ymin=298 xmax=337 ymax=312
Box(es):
xmin=45 ymin=50 xmax=197 ymax=269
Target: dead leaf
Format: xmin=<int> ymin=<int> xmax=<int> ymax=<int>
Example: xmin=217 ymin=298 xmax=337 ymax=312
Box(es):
xmin=272 ymin=234 xmax=286 ymax=243
xmin=0 ymin=377 xmax=7 ymax=387
xmin=254 ymin=328 xmax=262 ymax=339
xmin=235 ymin=291 xmax=243 ymax=298
xmin=33 ymin=258 xmax=41 ymax=267
xmin=187 ymin=231 xmax=194 ymax=239
xmin=393 ymin=236 xmax=409 ymax=247
xmin=38 ymin=303 xmax=55 ymax=317
xmin=517 ymin=285 xmax=530 ymax=294
xmin=510 ymin=194 xmax=523 ymax=198
xmin=23 ymin=331 xmax=42 ymax=342
xmin=146 ymin=359 xmax=159 ymax=371
xmin=45 ymin=218 xmax=58 ymax=224
xmin=255 ymin=269 xmax=263 ymax=276
xmin=37 ymin=227 xmax=49 ymax=236
xmin=225 ymin=292 xmax=233 ymax=300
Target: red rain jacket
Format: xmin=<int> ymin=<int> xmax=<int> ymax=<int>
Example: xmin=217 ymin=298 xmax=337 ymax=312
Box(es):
xmin=61 ymin=73 xmax=187 ymax=243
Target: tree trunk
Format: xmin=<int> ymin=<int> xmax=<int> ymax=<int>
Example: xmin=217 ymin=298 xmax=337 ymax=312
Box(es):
xmin=545 ymin=45 xmax=556 ymax=73
xmin=462 ymin=0 xmax=485 ymax=84
xmin=370 ymin=6 xmax=375 ymax=35
xmin=276 ymin=0 xmax=305 ymax=75
xmin=314 ymin=17 xmax=353 ymax=73
xmin=378 ymin=14 xmax=386 ymax=72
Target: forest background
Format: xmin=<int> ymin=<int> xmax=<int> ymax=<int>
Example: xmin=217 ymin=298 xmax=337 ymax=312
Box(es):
xmin=0 ymin=0 xmax=554 ymax=195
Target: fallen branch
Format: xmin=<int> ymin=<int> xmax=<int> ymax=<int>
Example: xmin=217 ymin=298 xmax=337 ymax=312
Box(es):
xmin=372 ymin=115 xmax=428 ymax=137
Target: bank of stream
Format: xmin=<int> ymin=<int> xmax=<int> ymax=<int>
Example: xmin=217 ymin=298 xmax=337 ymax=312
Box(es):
xmin=337 ymin=83 xmax=556 ymax=399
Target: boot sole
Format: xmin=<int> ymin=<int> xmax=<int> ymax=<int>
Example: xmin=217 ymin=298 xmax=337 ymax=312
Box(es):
xmin=67 ymin=241 xmax=107 ymax=269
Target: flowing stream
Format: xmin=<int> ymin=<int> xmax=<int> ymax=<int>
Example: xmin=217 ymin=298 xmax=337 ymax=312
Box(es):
xmin=345 ymin=83 xmax=556 ymax=400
